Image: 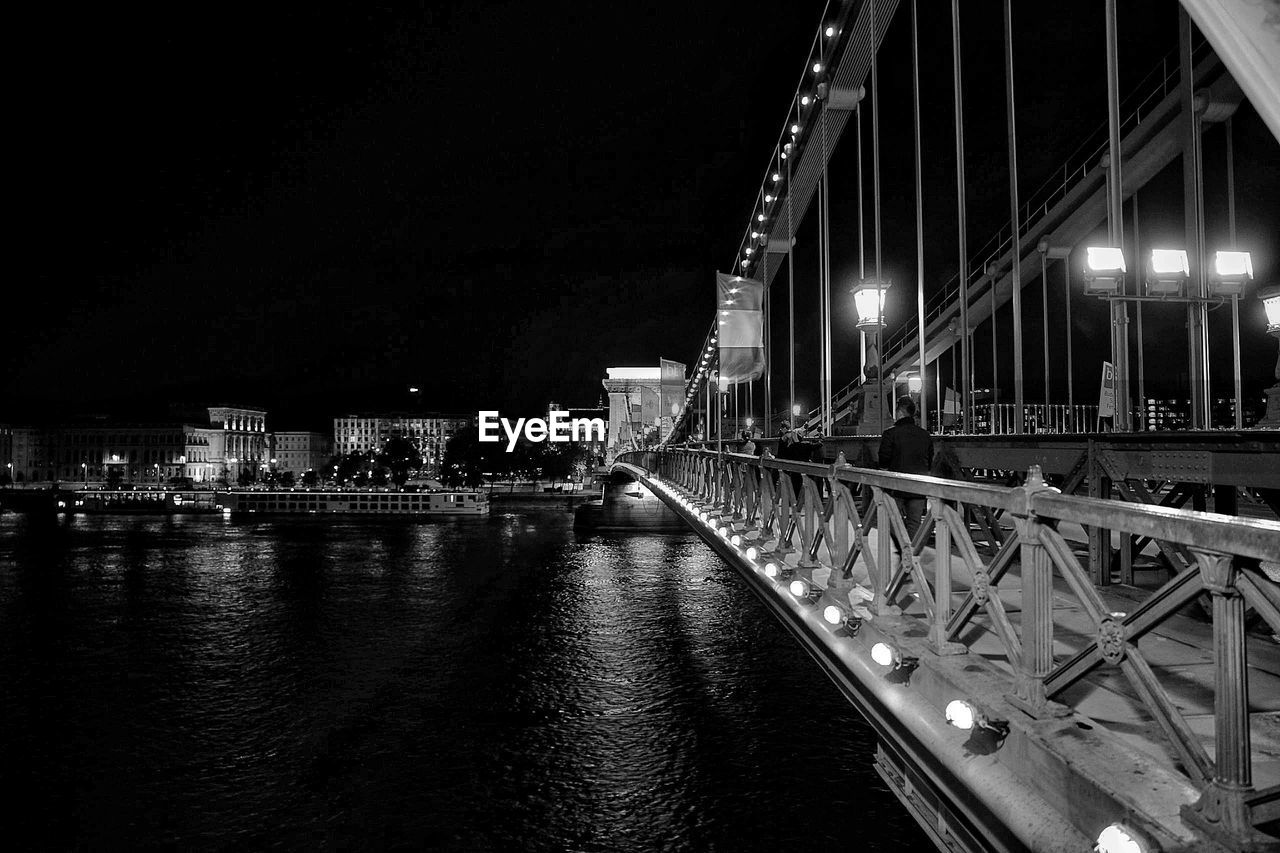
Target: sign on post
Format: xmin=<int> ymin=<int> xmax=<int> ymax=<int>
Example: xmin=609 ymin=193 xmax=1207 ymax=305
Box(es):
xmin=1098 ymin=362 xmax=1116 ymax=423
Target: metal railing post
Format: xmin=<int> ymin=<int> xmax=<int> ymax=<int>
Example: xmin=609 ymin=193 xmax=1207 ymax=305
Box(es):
xmin=873 ymin=488 xmax=899 ymax=617
xmin=1011 ymin=466 xmax=1061 ymax=713
xmin=1184 ymin=549 xmax=1265 ymax=848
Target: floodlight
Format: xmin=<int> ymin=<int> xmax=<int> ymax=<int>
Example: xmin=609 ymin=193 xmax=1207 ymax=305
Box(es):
xmin=1083 ymin=247 xmax=1126 ymax=295
xmin=1209 ymin=250 xmax=1254 ymax=296
xmin=1145 ymin=249 xmax=1188 ymax=296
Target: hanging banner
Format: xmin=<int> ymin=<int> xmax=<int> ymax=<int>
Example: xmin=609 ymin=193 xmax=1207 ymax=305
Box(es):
xmin=1098 ymin=361 xmax=1116 ymax=419
xmin=716 ymin=272 xmax=765 ymax=383
xmin=658 ymin=358 xmax=686 ymax=440
xmin=943 ymin=387 xmax=960 ymax=427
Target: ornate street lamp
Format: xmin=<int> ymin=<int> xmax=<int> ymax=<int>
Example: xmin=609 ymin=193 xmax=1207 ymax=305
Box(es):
xmin=1259 ymin=283 xmax=1280 ymax=428
xmin=1083 ymin=247 xmax=1126 ymax=295
xmin=851 ymin=278 xmax=891 ymax=331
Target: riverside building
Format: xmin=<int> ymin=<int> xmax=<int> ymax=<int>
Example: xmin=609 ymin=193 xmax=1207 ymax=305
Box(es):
xmin=333 ymin=414 xmax=472 ymax=476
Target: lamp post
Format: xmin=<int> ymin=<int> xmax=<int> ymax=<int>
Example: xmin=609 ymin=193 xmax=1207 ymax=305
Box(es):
xmin=81 ymin=462 xmax=87 ymax=487
xmin=852 ymin=278 xmax=891 ymax=434
xmin=1258 ymin=284 xmax=1280 ymax=429
xmin=154 ymin=463 xmax=160 ymax=488
xmin=1084 ymin=247 xmax=1126 ymax=429
xmin=1211 ymin=251 xmax=1254 ymax=428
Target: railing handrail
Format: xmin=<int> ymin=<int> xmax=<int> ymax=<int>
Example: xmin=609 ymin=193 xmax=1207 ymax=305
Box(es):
xmin=620 ymin=449 xmax=1280 ymax=562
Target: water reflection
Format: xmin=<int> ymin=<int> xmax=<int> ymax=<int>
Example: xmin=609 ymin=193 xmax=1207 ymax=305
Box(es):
xmin=0 ymin=511 xmax=925 ymax=850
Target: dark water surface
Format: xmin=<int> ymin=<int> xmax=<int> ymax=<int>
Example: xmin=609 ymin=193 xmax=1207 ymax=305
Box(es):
xmin=0 ymin=509 xmax=927 ymax=850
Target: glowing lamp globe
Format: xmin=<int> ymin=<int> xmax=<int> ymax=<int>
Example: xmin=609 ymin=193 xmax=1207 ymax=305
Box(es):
xmin=764 ymin=562 xmax=779 ymax=578
xmin=871 ymin=642 xmax=897 ymax=667
xmin=745 ymin=546 xmax=759 ymax=560
xmin=789 ymin=579 xmax=809 ymax=597
xmin=1261 ymin=283 xmax=1280 ymax=336
xmin=822 ymin=605 xmax=844 ymax=625
xmin=851 ymin=278 xmax=891 ymax=330
xmin=944 ymin=699 xmax=977 ymax=731
xmin=1095 ymin=823 xmax=1145 ymax=853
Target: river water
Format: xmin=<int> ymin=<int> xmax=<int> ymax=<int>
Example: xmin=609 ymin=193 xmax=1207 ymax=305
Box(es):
xmin=0 ymin=508 xmax=927 ymax=850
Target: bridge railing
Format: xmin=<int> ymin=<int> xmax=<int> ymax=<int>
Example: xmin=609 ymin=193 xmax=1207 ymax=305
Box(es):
xmin=618 ymin=447 xmax=1280 ymax=848
xmin=975 ymin=403 xmax=1100 ymax=435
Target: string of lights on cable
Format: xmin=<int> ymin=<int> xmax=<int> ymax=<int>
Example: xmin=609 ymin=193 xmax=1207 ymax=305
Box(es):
xmin=660 ymin=0 xmax=858 ymax=449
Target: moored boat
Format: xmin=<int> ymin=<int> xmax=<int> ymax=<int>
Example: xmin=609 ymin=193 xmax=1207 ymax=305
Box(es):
xmin=219 ymin=488 xmax=489 ymax=516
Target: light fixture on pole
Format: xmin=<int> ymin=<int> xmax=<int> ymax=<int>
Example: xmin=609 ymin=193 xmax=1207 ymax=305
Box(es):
xmin=1209 ymin=250 xmax=1254 ymax=297
xmin=851 ymin=278 xmax=891 ymax=331
xmin=1145 ymin=249 xmax=1189 ymax=297
xmin=905 ymin=374 xmax=923 ymax=394
xmin=1083 ymin=247 xmax=1126 ymax=295
xmin=1258 ymin=283 xmax=1280 ymax=428
xmin=1262 ymin=284 xmax=1280 ymax=335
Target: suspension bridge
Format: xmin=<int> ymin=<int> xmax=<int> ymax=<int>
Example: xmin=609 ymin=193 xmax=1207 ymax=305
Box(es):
xmin=607 ymin=1 xmax=1280 ymax=850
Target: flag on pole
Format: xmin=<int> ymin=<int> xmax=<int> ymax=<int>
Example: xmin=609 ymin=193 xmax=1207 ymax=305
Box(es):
xmin=658 ymin=358 xmax=686 ymax=440
xmin=716 ymin=272 xmax=764 ymax=383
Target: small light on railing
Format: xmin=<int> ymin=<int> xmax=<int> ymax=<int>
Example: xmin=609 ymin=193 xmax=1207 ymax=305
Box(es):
xmin=745 ymin=546 xmax=759 ymax=560
xmin=789 ymin=578 xmax=810 ymax=597
xmin=944 ymin=699 xmax=977 ymax=730
xmin=870 ymin=642 xmax=897 ymax=667
xmin=1094 ymin=823 xmax=1147 ymax=853
xmin=764 ymin=562 xmax=780 ymax=578
xmin=822 ymin=605 xmax=844 ymax=625
xmin=730 ymin=534 xmax=742 ymax=546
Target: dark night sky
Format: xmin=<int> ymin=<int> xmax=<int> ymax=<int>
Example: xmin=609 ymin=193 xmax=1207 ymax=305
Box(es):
xmin=9 ymin=1 xmax=1279 ymax=429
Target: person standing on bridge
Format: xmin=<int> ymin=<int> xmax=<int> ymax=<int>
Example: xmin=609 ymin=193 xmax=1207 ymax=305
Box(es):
xmin=777 ymin=421 xmax=813 ymax=503
xmin=878 ymin=396 xmax=933 ymax=550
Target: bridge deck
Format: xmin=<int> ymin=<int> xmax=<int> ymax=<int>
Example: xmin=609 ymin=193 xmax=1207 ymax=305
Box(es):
xmin=622 ymin=449 xmax=1280 ymax=849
